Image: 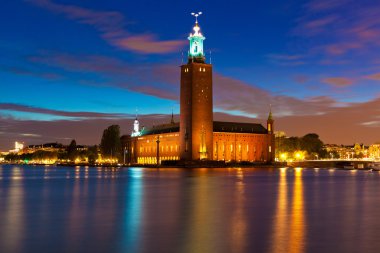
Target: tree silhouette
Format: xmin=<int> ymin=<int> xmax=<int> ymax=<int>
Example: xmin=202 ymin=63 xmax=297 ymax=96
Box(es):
xmin=100 ymin=125 xmax=121 ymax=160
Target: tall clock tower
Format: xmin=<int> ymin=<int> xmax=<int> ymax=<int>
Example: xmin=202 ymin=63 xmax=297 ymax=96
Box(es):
xmin=180 ymin=13 xmax=213 ymax=160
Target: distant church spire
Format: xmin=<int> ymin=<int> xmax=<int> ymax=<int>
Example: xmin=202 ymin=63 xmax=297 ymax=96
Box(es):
xmin=188 ymin=12 xmax=205 ymax=63
xmin=267 ymin=105 xmax=274 ymax=134
xmin=170 ymin=108 xmax=175 ymax=124
xmin=268 ymin=104 xmax=273 ymax=121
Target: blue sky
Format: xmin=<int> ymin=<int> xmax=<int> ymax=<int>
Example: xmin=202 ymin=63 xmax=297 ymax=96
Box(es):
xmin=1 ymin=0 xmax=380 ymax=149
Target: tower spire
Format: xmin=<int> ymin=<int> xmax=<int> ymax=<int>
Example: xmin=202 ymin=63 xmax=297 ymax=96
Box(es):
xmin=188 ymin=12 xmax=205 ymax=63
xmin=191 ymin=11 xmax=202 ymax=24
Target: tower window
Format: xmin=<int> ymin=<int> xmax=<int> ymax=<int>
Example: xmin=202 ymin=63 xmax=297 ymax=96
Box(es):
xmin=199 ymin=67 xmax=202 ymax=72
xmin=203 ymin=68 xmax=206 ymax=72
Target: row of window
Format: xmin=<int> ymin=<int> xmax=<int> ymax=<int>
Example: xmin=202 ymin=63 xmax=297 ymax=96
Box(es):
xmin=214 ymin=134 xmax=266 ymax=138
xmin=137 ymin=156 xmax=180 ymax=164
xmin=183 ymin=67 xmax=207 ymax=73
xmin=139 ymin=145 xmax=179 ymax=153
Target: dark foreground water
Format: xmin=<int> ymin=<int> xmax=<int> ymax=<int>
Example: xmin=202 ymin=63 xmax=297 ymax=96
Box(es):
xmin=1 ymin=165 xmax=380 ymax=253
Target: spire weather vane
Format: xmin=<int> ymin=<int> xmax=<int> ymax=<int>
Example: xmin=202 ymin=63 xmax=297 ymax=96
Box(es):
xmin=191 ymin=12 xmax=202 ymax=23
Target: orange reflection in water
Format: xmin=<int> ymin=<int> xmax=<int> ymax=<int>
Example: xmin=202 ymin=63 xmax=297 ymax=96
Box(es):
xmin=289 ymin=168 xmax=305 ymax=253
xmin=1 ymin=168 xmax=25 ymax=252
xmin=270 ymin=167 xmax=305 ymax=253
xmin=270 ymin=168 xmax=289 ymax=253
xmin=182 ymin=169 xmax=223 ymax=253
xmin=230 ymin=168 xmax=247 ymax=253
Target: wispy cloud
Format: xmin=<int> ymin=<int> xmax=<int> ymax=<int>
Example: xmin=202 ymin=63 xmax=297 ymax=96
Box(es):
xmin=361 ymin=121 xmax=380 ymax=127
xmin=0 ymin=103 xmax=133 ymax=120
xmin=365 ymin=73 xmax=380 ymax=81
xmin=296 ymin=0 xmax=380 ymax=57
xmin=111 ymin=34 xmax=185 ymax=54
xmin=213 ymin=73 xmax=337 ymax=118
xmin=322 ymin=77 xmax=354 ymax=87
xmin=305 ymin=0 xmax=350 ymax=11
xmin=27 ymin=0 xmax=185 ymax=54
xmin=0 ymin=65 xmax=62 ymax=80
xmin=266 ymin=54 xmax=306 ymax=66
xmin=25 ymin=51 xmax=342 ymax=119
xmin=28 ymin=51 xmax=180 ymax=98
xmin=20 ymin=133 xmax=41 ymax=137
xmin=293 ymin=74 xmax=309 ymax=84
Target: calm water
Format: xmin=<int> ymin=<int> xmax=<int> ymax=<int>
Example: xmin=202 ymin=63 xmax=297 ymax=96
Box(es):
xmin=0 ymin=165 xmax=380 ymax=253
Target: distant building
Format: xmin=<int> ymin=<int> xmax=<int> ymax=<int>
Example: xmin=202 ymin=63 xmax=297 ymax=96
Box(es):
xmin=369 ymin=143 xmax=380 ymax=160
xmin=324 ymin=143 xmax=368 ymax=159
xmin=8 ymin=141 xmax=24 ymax=153
xmin=275 ymin=131 xmax=286 ymax=138
xmin=121 ymin=14 xmax=274 ymax=164
xmin=24 ymin=142 xmax=65 ymax=153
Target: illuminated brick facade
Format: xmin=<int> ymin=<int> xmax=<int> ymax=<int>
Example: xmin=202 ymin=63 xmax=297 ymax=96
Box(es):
xmin=180 ymin=62 xmax=213 ymax=160
xmin=123 ymin=121 xmax=275 ymax=164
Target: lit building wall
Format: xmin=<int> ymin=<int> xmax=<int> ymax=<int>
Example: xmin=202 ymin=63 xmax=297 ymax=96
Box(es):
xmin=369 ymin=144 xmax=380 ymax=159
xmin=213 ymin=132 xmax=271 ymax=162
xmin=180 ymin=63 xmax=213 ymax=161
xmin=135 ymin=133 xmax=180 ymax=164
xmin=126 ymin=130 xmax=273 ymax=164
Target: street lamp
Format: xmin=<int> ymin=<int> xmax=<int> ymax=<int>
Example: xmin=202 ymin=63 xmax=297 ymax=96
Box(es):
xmin=156 ymin=135 xmax=160 ymax=167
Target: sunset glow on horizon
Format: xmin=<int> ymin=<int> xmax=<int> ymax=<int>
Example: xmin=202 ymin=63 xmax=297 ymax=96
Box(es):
xmin=1 ymin=0 xmax=380 ymax=149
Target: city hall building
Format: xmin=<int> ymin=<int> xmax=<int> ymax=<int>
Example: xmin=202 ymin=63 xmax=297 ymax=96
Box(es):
xmin=122 ymin=15 xmax=275 ymax=164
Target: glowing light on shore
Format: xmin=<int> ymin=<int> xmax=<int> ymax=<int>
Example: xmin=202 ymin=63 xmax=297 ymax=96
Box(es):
xmin=280 ymin=153 xmax=288 ymax=161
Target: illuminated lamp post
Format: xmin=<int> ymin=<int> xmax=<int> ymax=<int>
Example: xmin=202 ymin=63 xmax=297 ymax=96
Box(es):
xmin=123 ymin=146 xmax=126 ymax=165
xmin=216 ymin=141 xmax=219 ymax=160
xmin=156 ymin=135 xmax=160 ymax=167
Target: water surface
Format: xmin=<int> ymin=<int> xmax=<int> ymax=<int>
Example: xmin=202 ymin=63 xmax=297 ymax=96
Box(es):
xmin=0 ymin=165 xmax=380 ymax=253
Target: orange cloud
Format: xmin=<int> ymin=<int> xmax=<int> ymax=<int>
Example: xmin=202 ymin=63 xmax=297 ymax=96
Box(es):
xmin=0 ymin=103 xmax=132 ymax=119
xmin=365 ymin=73 xmax=380 ymax=81
xmin=322 ymin=77 xmax=354 ymax=87
xmin=112 ymin=34 xmax=186 ymax=54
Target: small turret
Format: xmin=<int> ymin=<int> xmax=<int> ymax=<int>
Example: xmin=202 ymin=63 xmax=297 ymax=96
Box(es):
xmin=131 ymin=112 xmax=141 ymax=137
xmin=267 ymin=105 xmax=274 ymax=134
xmin=170 ymin=109 xmax=175 ymax=124
xmin=267 ymin=105 xmax=275 ymax=162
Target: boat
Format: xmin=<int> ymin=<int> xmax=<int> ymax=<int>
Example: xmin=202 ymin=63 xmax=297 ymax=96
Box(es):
xmin=368 ymin=162 xmax=380 ymax=171
xmin=343 ymin=163 xmax=355 ymax=170
xmin=336 ymin=161 xmax=355 ymax=170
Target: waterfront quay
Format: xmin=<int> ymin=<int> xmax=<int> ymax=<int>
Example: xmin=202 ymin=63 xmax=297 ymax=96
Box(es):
xmin=288 ymin=160 xmax=375 ymax=170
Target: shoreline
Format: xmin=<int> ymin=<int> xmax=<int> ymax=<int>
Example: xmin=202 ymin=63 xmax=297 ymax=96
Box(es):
xmin=0 ymin=160 xmax=377 ymax=170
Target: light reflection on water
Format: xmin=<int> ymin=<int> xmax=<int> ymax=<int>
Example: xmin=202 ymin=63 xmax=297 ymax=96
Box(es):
xmin=1 ymin=165 xmax=380 ymax=253
xmin=230 ymin=168 xmax=247 ymax=253
xmin=119 ymin=167 xmax=143 ymax=252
